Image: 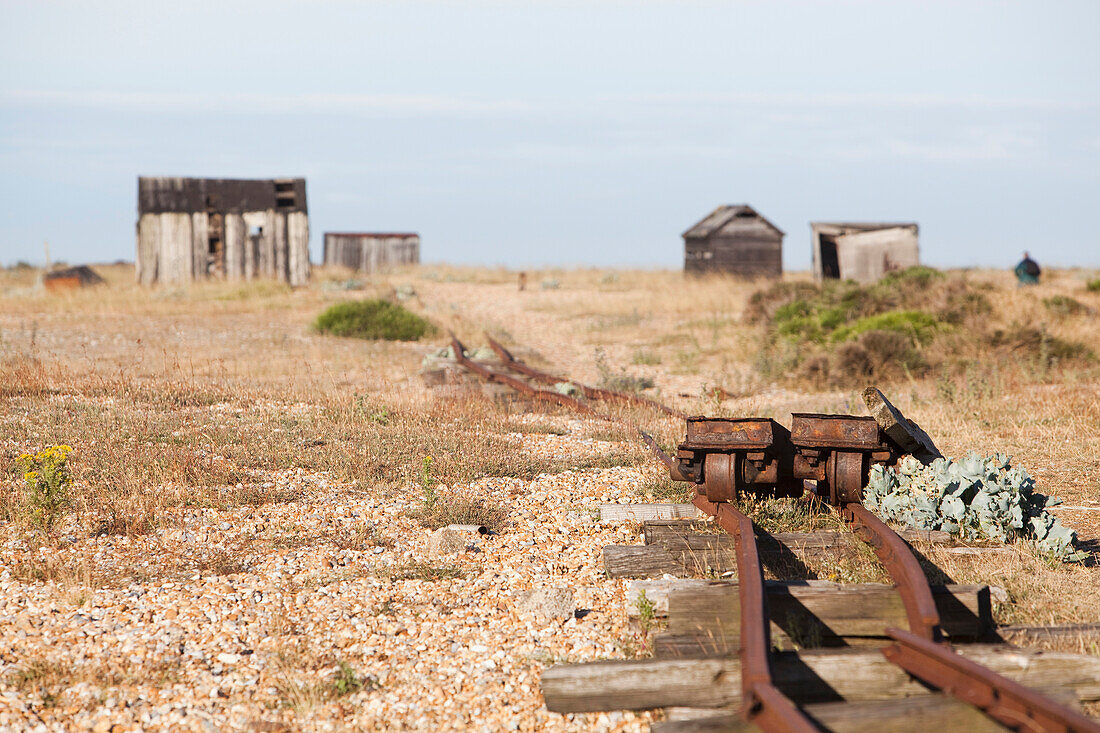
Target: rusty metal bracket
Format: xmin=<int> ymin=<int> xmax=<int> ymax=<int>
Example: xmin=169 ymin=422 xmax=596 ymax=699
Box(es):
xmin=883 ymin=628 xmax=1100 ymax=733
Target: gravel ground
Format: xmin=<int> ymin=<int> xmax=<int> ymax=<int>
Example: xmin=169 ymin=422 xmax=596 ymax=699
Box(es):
xmin=0 ymin=428 xmax=659 ymax=732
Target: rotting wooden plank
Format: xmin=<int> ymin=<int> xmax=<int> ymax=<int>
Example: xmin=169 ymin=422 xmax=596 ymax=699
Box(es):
xmin=862 ymin=387 xmax=941 ymax=462
xmin=642 ymin=521 xmax=954 ymax=548
xmin=653 ymin=582 xmax=990 ymax=655
xmin=627 ymin=579 xmax=711 ymax=617
xmin=652 ymin=695 xmax=1012 ymax=733
xmin=600 ymin=504 xmax=706 ymax=523
xmin=628 ymin=579 xmax=990 ymax=636
xmin=603 ymin=545 xmax=687 ymax=578
xmin=540 ymin=646 xmax=1100 ymax=713
xmin=541 ymin=657 xmax=738 ymax=712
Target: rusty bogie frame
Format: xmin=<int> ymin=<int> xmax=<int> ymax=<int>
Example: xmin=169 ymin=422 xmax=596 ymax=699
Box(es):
xmin=674 ymin=414 xmax=900 ymax=506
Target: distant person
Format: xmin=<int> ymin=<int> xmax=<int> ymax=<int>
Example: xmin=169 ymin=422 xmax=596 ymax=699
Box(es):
xmin=1015 ymin=251 xmax=1041 ymax=285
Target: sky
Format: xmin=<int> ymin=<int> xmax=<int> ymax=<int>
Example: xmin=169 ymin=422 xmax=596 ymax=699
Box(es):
xmin=2 ymin=0 xmax=1098 ymax=271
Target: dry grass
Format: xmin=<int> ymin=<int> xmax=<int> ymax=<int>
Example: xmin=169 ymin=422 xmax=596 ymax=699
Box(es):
xmin=3 ymin=261 xmax=1100 ymax=638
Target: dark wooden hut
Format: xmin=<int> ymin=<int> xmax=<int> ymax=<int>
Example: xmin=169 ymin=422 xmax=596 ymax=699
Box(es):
xmin=682 ymin=205 xmax=784 ymax=277
xmin=136 ymin=177 xmax=310 ymax=286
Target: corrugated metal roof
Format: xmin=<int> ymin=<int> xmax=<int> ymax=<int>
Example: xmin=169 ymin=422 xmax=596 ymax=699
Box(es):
xmin=810 ymin=222 xmax=918 ymax=235
xmin=683 ymin=205 xmax=784 ymax=238
xmin=325 ymin=232 xmax=419 ymax=239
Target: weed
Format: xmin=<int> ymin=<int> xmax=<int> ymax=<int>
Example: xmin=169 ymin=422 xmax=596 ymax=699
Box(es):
xmin=1087 ymin=278 xmax=1100 ymax=293
xmin=636 ymin=473 xmax=693 ymax=502
xmin=376 ymin=561 xmax=464 ymax=582
xmin=411 ymin=491 xmax=508 ymax=531
xmin=1043 ymin=295 xmax=1089 ymax=317
xmin=313 ymin=299 xmax=434 ymax=341
xmin=631 ymin=349 xmax=661 ymax=366
xmin=420 ymin=455 xmax=438 ymax=508
xmin=634 ymin=590 xmax=656 ymax=634
xmin=331 ymin=661 xmax=373 ymax=697
xmin=594 ymin=348 xmax=655 ymax=393
xmin=16 ymin=445 xmax=73 ymax=530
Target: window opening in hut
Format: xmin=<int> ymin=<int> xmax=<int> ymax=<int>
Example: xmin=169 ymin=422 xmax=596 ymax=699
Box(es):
xmin=820 ymin=236 xmax=840 ymax=279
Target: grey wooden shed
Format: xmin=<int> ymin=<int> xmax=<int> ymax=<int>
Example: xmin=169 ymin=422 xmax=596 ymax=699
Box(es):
xmin=136 ymin=177 xmax=310 ymax=286
xmin=810 ymin=222 xmax=919 ymax=283
xmin=683 ymin=205 xmax=784 ymax=277
xmin=322 ymin=232 xmax=420 ymax=273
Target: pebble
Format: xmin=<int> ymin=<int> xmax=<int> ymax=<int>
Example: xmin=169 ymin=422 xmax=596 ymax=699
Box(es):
xmin=0 ymin=449 xmax=658 ymax=731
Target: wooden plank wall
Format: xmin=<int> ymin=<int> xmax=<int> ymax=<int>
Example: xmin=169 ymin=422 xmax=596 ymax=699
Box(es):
xmin=287 ymin=211 xmax=311 ymax=286
xmin=323 ymin=234 xmax=420 ymax=273
xmin=137 ymin=208 xmax=308 ymax=285
xmin=685 ymin=233 xmax=782 ymax=277
xmin=224 ymin=213 xmax=246 ymax=280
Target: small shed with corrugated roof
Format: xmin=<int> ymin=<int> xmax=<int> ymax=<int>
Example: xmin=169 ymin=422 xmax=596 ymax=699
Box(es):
xmin=323 ymin=232 xmax=420 ymax=273
xmin=682 ymin=205 xmax=783 ymax=277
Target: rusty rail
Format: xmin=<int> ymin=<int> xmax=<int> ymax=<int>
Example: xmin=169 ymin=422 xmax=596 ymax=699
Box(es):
xmin=844 ymin=504 xmax=1098 ymax=730
xmin=449 ymin=336 xmax=679 ymax=469
xmin=884 ymin=628 xmax=1100 ymax=733
xmin=450 ymin=335 xmax=599 ymax=415
xmin=485 ymin=335 xmax=687 ymax=419
xmin=841 ymin=502 xmax=943 ymax=642
xmin=691 ymin=493 xmax=820 ymax=732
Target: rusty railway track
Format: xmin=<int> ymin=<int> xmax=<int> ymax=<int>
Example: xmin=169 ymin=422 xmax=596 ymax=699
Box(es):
xmin=447 ymin=338 xmax=1099 ymax=731
xmin=449 ymin=334 xmax=678 ymax=468
xmin=673 ymin=411 xmax=1100 ymax=733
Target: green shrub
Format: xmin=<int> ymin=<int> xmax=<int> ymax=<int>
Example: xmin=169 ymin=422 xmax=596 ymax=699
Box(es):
xmin=831 ymin=310 xmax=942 ymax=345
xmin=314 ymin=300 xmax=434 ymax=341
xmin=990 ymin=325 xmax=1095 ymax=365
xmin=1086 ymin=278 xmax=1100 ymax=293
xmin=877 ymin=265 xmax=944 ymax=290
xmin=1043 ymin=295 xmax=1088 ymax=316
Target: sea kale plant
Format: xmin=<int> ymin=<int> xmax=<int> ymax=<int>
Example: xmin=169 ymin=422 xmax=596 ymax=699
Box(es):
xmin=865 ymin=453 xmax=1087 ymax=562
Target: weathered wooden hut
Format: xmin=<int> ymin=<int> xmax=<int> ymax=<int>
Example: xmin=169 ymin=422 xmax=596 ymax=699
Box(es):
xmin=322 ymin=232 xmax=420 ymax=273
xmin=136 ymin=177 xmax=310 ymax=286
xmin=810 ymin=222 xmax=919 ymax=283
xmin=682 ymin=205 xmax=783 ymax=277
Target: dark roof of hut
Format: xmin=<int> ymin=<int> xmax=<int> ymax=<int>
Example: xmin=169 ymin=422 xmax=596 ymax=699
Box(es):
xmin=42 ymin=265 xmax=106 ymax=287
xmin=138 ymin=177 xmax=307 ymax=215
xmin=683 ymin=205 xmax=784 ymax=239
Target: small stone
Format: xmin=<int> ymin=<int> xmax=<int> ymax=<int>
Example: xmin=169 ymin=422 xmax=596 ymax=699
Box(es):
xmin=216 ymin=653 xmax=241 ymax=665
xmin=427 ymin=528 xmax=465 ymax=558
xmin=516 ymin=588 xmax=574 ymax=621
xmin=989 ymin=585 xmax=1010 ymax=603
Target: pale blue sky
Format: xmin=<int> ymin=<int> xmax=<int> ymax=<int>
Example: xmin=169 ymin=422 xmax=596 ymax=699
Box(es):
xmin=2 ymin=0 xmax=1098 ymax=270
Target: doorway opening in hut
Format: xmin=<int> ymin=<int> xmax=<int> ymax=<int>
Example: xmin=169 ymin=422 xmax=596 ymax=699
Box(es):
xmin=819 ymin=236 xmax=840 ymax=279
xmin=207 ymin=212 xmax=225 ymax=277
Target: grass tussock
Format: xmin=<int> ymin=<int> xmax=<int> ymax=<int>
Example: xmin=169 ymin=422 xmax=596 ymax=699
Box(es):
xmin=376 ymin=561 xmax=464 ymax=582
xmin=747 ymin=266 xmax=1095 ymax=387
xmin=313 ymin=299 xmax=434 ymax=341
xmin=411 ymin=491 xmax=509 ymax=531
